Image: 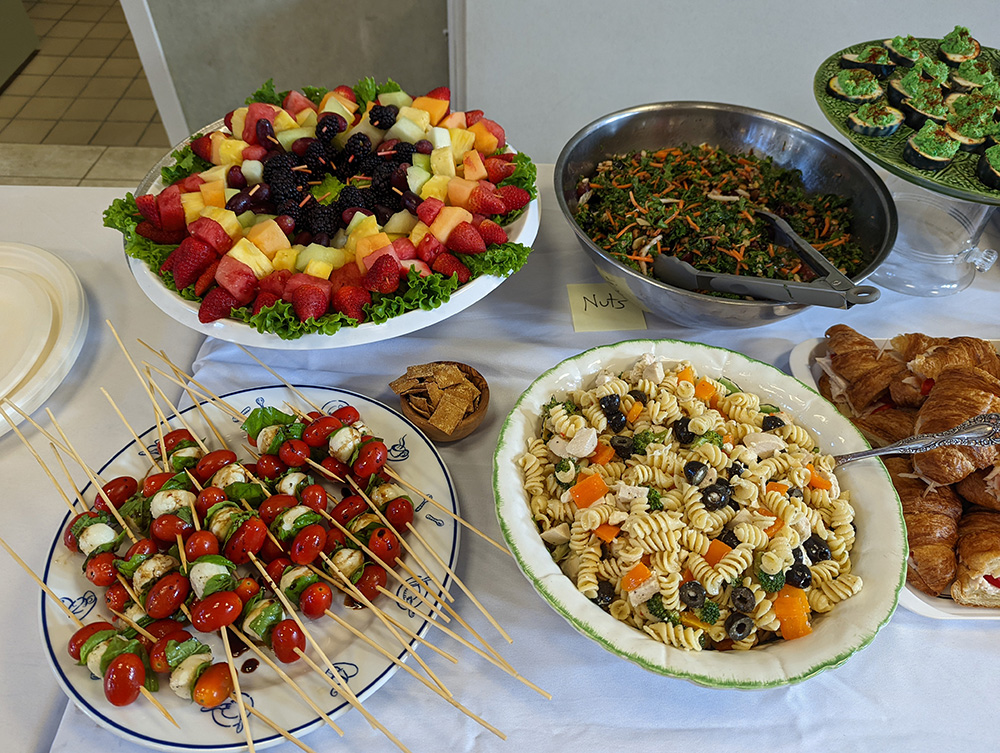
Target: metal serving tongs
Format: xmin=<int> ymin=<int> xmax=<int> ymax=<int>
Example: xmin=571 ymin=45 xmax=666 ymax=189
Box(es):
xmin=833 ymin=413 xmax=1000 ymax=466
xmin=652 ymin=207 xmax=881 ymax=308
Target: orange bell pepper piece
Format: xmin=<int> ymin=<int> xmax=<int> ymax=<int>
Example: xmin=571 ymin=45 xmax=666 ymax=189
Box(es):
xmin=625 ymin=400 xmax=643 ymax=423
xmin=704 ymin=538 xmax=732 ymax=567
xmin=568 ymin=473 xmax=609 ymax=509
xmin=765 ymin=481 xmax=789 ymax=495
xmin=774 ymin=585 xmax=812 ymax=640
xmin=694 ymin=377 xmax=716 ymax=401
xmin=593 ymin=523 xmax=621 ymax=543
xmin=622 ymin=562 xmax=652 ymax=591
xmin=588 ymin=443 xmax=616 ymax=466
xmin=676 ymin=365 xmax=695 ymax=383
xmin=806 ymin=463 xmax=833 ymax=491
xmin=758 ymin=504 xmax=784 ymax=538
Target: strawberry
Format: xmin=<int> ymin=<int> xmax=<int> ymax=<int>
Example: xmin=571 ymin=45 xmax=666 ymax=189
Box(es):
xmin=446 ymin=221 xmax=487 ymax=254
xmin=136 ymin=221 xmax=185 ymax=245
xmin=415 ymin=197 xmax=444 ymax=226
xmin=251 ymin=291 xmax=280 ymax=316
xmin=198 ymin=286 xmax=239 ymax=323
xmin=476 ymin=219 xmax=508 ymax=246
xmin=333 ymin=85 xmax=356 ymax=103
xmin=171 ymin=238 xmax=215 ymax=290
xmin=491 ymin=152 xmax=516 ymax=163
xmin=190 ymin=135 xmax=212 ymax=161
xmin=484 ymin=156 xmax=516 ymax=184
xmin=331 ymin=285 xmax=370 ymax=322
xmin=134 ymin=194 xmax=161 ymax=228
xmin=416 ymin=233 xmax=444 ymax=264
xmin=425 ymin=86 xmax=451 ymax=101
xmin=362 ymin=254 xmax=402 ymax=294
xmin=496 ymin=184 xmax=531 ymax=212
xmin=290 ymin=284 xmax=328 ymax=322
xmin=465 ymin=109 xmax=485 ymax=126
xmin=432 ymin=252 xmax=471 ymax=284
xmin=259 ymin=268 xmax=292 ymax=298
xmin=467 ymin=185 xmax=507 ymax=216
xmin=194 ymin=259 xmax=219 ymax=297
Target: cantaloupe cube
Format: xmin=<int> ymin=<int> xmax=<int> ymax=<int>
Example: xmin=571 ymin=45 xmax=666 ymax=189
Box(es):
xmin=354 ymin=232 xmax=392 ymax=273
xmin=272 ymin=246 xmax=299 ymax=272
xmin=295 ymin=108 xmax=318 ymax=128
xmin=449 ymin=128 xmax=476 ymax=161
xmin=439 ymin=111 xmax=466 ymax=129
xmin=468 ymin=121 xmax=499 ymax=154
xmin=461 ymin=151 xmax=487 ymax=181
xmin=409 ymin=220 xmax=432 ymax=247
xmin=429 ymin=206 xmax=473 ymax=244
xmin=411 ymin=96 xmax=449 ymax=127
xmin=419 ymin=175 xmax=451 ymax=202
xmin=246 ymin=218 xmax=292 ymax=260
xmin=199 ymin=179 xmax=226 ymax=208
xmin=447 ymin=177 xmax=478 ymax=210
xmin=397 ymin=106 xmax=431 ymax=132
xmin=181 ymin=192 xmax=206 ymax=225
xmin=228 ymin=237 xmax=274 ymax=279
xmin=218 ymin=137 xmax=249 ymax=165
xmin=200 ymin=207 xmax=243 ymax=239
xmin=229 ymin=107 xmax=248 ymax=140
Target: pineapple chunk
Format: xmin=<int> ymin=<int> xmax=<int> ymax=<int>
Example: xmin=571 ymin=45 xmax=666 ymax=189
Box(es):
xmin=449 ymin=128 xmax=477 ymax=161
xmin=303 ymin=258 xmax=334 ymax=279
xmin=409 ymin=221 xmax=432 ymax=247
xmin=198 ymin=164 xmax=228 ymax=182
xmin=397 ymin=106 xmax=431 ymax=132
xmin=419 ymin=174 xmax=451 ymax=202
xmin=228 ymin=107 xmax=249 ymax=140
xmin=200 ymin=207 xmax=243 ymax=239
xmin=180 ymin=192 xmax=206 ymax=225
xmin=228 ymin=237 xmax=274 ymax=279
xmin=429 ymin=147 xmax=456 ymax=177
xmin=272 ymin=246 xmax=300 ymax=271
xmin=343 ymin=214 xmax=380 ymax=255
xmin=273 ymin=108 xmax=299 ymax=132
xmin=218 ymin=138 xmax=248 ymax=165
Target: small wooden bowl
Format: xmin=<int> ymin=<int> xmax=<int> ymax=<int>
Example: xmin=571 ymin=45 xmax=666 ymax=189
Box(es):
xmin=397 ymin=361 xmax=490 ymax=443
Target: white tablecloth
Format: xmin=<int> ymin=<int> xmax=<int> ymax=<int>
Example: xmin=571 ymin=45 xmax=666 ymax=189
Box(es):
xmin=1 ymin=172 xmax=999 ymax=753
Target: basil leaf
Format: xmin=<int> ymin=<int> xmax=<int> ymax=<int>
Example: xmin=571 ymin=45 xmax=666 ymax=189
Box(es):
xmin=165 ymin=637 xmax=213 ymax=670
xmin=78 ymin=629 xmax=117 ymax=665
xmin=99 ymin=635 xmax=143 ymax=676
xmin=201 ymin=572 xmax=239 ymax=599
xmin=161 ymin=472 xmax=194 ymax=492
xmin=248 ymin=601 xmax=284 ymax=643
xmin=283 ymin=570 xmax=319 ymax=605
xmin=241 ymin=407 xmax=297 ymax=440
xmin=115 ymin=552 xmax=151 ymax=580
xmin=225 ymin=481 xmax=267 ymax=508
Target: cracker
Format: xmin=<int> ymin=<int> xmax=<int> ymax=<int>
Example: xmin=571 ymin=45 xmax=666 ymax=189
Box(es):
xmin=389 ymin=376 xmax=422 ymax=394
xmin=432 ymin=364 xmax=466 ymax=389
xmin=408 ymin=396 xmax=432 ymax=417
xmin=429 ymin=392 xmax=469 ymax=435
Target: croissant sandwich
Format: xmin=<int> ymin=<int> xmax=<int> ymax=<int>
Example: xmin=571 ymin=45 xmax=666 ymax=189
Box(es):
xmin=823 ymin=324 xmax=905 ymax=414
xmin=956 ymin=466 xmax=1000 ymax=512
xmin=950 ymin=510 xmax=1000 ymax=607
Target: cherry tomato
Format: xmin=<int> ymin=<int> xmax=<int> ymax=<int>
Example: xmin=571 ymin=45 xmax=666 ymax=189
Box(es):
xmin=190 ymin=590 xmax=243 ymax=632
xmin=151 ymin=513 xmax=193 ymax=546
xmin=352 ymin=440 xmax=387 ymax=478
xmin=266 ymin=557 xmax=292 ymax=586
xmin=95 ymin=476 xmax=138 ymax=512
xmin=258 ymin=534 xmax=286 ymax=563
xmin=299 ymin=484 xmax=328 ymax=514
xmin=234 ymin=576 xmax=261 ymax=605
xmin=330 ymin=495 xmax=367 ymax=527
xmin=194 ymin=450 xmax=237 ymax=484
xmin=323 ymin=526 xmax=346 ymax=555
xmin=184 ymin=530 xmax=220 ymax=561
xmin=145 ymin=571 xmax=190 ymax=619
xmin=192 ymin=662 xmax=235 ymax=708
xmin=104 ymin=652 xmax=146 ymax=707
xmin=142 ymin=471 xmax=175 ymax=498
xmin=271 ymin=619 xmax=306 ymax=663
xmin=105 ymin=582 xmax=129 ymax=614
xmin=161 ymin=428 xmax=194 ymax=456
xmin=333 ymin=405 xmax=360 ymax=425
xmin=304 ymin=410 xmax=323 ymax=421
xmin=299 ymin=581 xmax=333 ymax=619
xmin=63 ymin=511 xmax=97 ymax=552
xmin=149 ymin=629 xmax=191 ymax=673
xmin=367 ymin=527 xmax=401 ymax=567
xmin=383 ymin=497 xmax=414 ymax=531
xmin=223 ymin=517 xmax=267 ymax=565
xmin=278 ymin=439 xmax=310 ymax=468
xmin=125 ymin=537 xmax=158 ymax=560
xmin=68 ymin=621 xmax=114 ymax=661
xmin=354 ymin=563 xmax=387 ymax=602
xmin=242 ymin=462 xmax=257 ymax=478
xmin=256 ymin=453 xmax=288 ymax=480
xmin=302 ymin=416 xmax=342 ymax=447
xmin=195 ymin=486 xmax=227 ymax=519
xmin=259 ymin=494 xmax=298 ymax=527
xmin=289 ymin=524 xmax=326 ymax=565
xmin=85 ymin=551 xmax=119 ymax=588
xmin=145 ymin=618 xmax=183 ymax=641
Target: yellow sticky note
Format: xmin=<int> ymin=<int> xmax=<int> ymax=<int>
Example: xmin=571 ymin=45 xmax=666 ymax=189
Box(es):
xmin=567 ymin=283 xmax=647 ymax=332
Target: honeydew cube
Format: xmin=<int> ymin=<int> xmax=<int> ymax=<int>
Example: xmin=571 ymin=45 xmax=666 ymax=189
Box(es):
xmin=430 ymin=147 xmax=456 ymax=177
xmin=328 ymin=246 xmax=348 ymax=270
xmin=245 ymin=218 xmax=291 ymax=260
xmin=412 ymin=153 xmax=431 ymax=172
xmin=344 ymin=214 xmax=380 ymax=255
xmin=272 ymin=246 xmax=299 ymax=272
xmin=241 ymin=159 xmax=263 ymax=185
xmin=304 ymin=258 xmax=334 ymax=279
xmin=383 ymin=115 xmax=425 ymax=145
xmin=461 ymin=150 xmax=487 ymax=181
xmin=354 ymin=232 xmax=392 ymax=273
xmin=406 ymin=165 xmax=432 ymax=194
xmin=327 ymin=91 xmax=358 ymax=115
xmin=446 ymin=177 xmax=478 ymax=210
xmin=276 ymin=126 xmax=315 ymax=152
xmin=236 ymin=210 xmax=258 ymax=229
xmin=180 ymin=192 xmax=206 ymax=225
xmin=199 ymin=164 xmax=228 ymax=183
xmin=419 ymin=174 xmax=451 ymax=202
xmin=378 ymin=91 xmax=413 ymax=109
xmin=330 ymin=228 xmax=348 ymax=249
xmin=295 ymin=243 xmax=335 ymax=272
xmin=427 ymin=127 xmax=451 ymax=149
xmin=429 ymin=206 xmax=473 ymax=244
xmin=383 ymin=209 xmax=419 ymax=235
xmin=397 ymin=106 xmax=431 ymax=132
xmin=468 ymin=121 xmax=499 ymax=154
xmin=410 ymin=96 xmax=448 ymax=126
xmin=224 ymin=187 xmax=240 ymax=203
xmin=294 ymin=108 xmax=318 ymax=129
xmin=449 ymin=128 xmax=477 ymax=161
xmin=319 ymin=95 xmax=354 ymax=124
xmin=334 ymin=113 xmax=383 ymax=150
xmin=218 ymin=138 xmax=249 ymax=165
xmin=273 ymin=108 xmax=299 ymax=131
xmin=408 ymin=220 xmax=432 ymax=247
xmin=199 ymin=207 xmax=242 ymax=239
xmin=199 ymin=179 xmax=227 ymax=208
xmin=227 ymin=237 xmax=274 ymax=279
xmin=229 ymin=107 xmax=248 ymax=139
xmin=344 ymin=211 xmax=376 ymax=238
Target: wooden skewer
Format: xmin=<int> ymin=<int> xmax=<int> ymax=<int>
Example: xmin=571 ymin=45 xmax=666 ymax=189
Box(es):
xmin=235 ymin=344 xmax=324 ymax=415
xmin=116 ymin=573 xmax=141 ymax=605
xmin=228 ymin=626 xmax=344 ymax=738
xmin=148 ymin=378 xmax=210 ymax=454
xmin=108 ymin=610 xmax=182 ymax=729
xmin=221 ymin=628 xmax=256 ymax=753
xmin=143 ymin=371 xmax=173 ymax=466
xmin=138 ymin=357 xmax=245 ymax=423
xmin=237 ymin=697 xmax=321 ymax=753
xmin=0 ymin=405 xmax=82 ymax=514
xmin=101 ymin=388 xmax=163 ymax=473
xmin=385 ymin=467 xmax=513 ymax=559
xmin=183 ymin=471 xmax=203 ymax=531
xmin=0 ymin=533 xmax=82 ymax=625
xmin=46 ymin=409 xmax=138 ymax=544
xmin=0 ymin=398 xmax=74 ymax=458
xmin=163 ymin=351 xmax=228 ymax=449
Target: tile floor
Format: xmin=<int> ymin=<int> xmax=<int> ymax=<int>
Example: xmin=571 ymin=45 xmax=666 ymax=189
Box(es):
xmin=0 ymin=0 xmax=171 ymax=186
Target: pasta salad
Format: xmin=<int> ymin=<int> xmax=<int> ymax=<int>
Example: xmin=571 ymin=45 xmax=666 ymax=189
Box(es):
xmin=517 ymin=354 xmax=863 ymax=651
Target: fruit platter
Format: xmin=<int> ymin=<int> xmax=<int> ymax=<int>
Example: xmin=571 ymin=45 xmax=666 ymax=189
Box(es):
xmin=104 ymin=78 xmax=540 ymax=348
xmin=813 ymin=28 xmax=1000 ymax=204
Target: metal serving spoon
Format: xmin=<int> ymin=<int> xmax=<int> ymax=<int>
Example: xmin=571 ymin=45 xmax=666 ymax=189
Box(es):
xmin=832 ymin=413 xmax=1000 ymax=466
xmin=652 ymin=207 xmax=881 ymax=308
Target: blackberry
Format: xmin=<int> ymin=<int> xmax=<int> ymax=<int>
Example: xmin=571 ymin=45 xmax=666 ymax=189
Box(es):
xmin=303 ymin=140 xmax=331 ymax=177
xmin=368 ymin=104 xmax=398 ymax=130
xmin=337 ymin=185 xmax=365 ymax=210
xmin=276 ymin=198 xmax=308 ymax=227
xmin=306 ymin=203 xmax=339 ymax=236
xmin=391 ymin=141 xmax=417 ymax=164
xmin=344 ymin=132 xmax=372 ymax=159
xmin=268 ymin=172 xmax=305 ymax=204
xmin=315 ymin=113 xmax=347 ymax=144
xmin=262 ymin=153 xmax=299 ymax=184
xmin=354 ymin=153 xmax=383 ymax=179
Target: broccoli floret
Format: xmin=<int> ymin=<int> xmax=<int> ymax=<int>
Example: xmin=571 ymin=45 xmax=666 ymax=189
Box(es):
xmin=632 ymin=429 xmax=669 ymax=455
xmin=756 ymin=566 xmax=786 ymax=593
xmin=645 ymin=486 xmax=662 ymax=511
xmin=689 ymin=430 xmax=723 ymax=448
xmin=697 ymin=600 xmax=721 ymax=625
xmin=645 ymin=593 xmax=680 ymax=624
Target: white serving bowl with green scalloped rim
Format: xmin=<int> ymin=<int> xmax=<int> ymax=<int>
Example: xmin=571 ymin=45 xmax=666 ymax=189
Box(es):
xmin=492 ymin=339 xmax=906 ymax=689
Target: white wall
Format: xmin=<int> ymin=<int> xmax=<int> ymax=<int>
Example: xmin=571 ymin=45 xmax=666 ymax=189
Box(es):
xmin=454 ymin=1 xmax=1000 ymax=164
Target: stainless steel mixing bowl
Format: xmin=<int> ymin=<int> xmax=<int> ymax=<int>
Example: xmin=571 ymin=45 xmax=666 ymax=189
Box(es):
xmin=555 ymin=102 xmax=898 ymax=329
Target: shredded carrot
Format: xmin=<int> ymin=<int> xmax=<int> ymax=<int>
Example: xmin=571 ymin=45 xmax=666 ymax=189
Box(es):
xmin=625 ymin=254 xmax=654 ymax=263
xmin=615 ymin=222 xmax=637 ymax=239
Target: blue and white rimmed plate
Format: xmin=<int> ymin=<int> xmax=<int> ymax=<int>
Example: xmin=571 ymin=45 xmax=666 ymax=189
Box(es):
xmin=41 ymin=385 xmax=459 ymax=752
xmin=493 ymin=339 xmax=906 ymax=689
